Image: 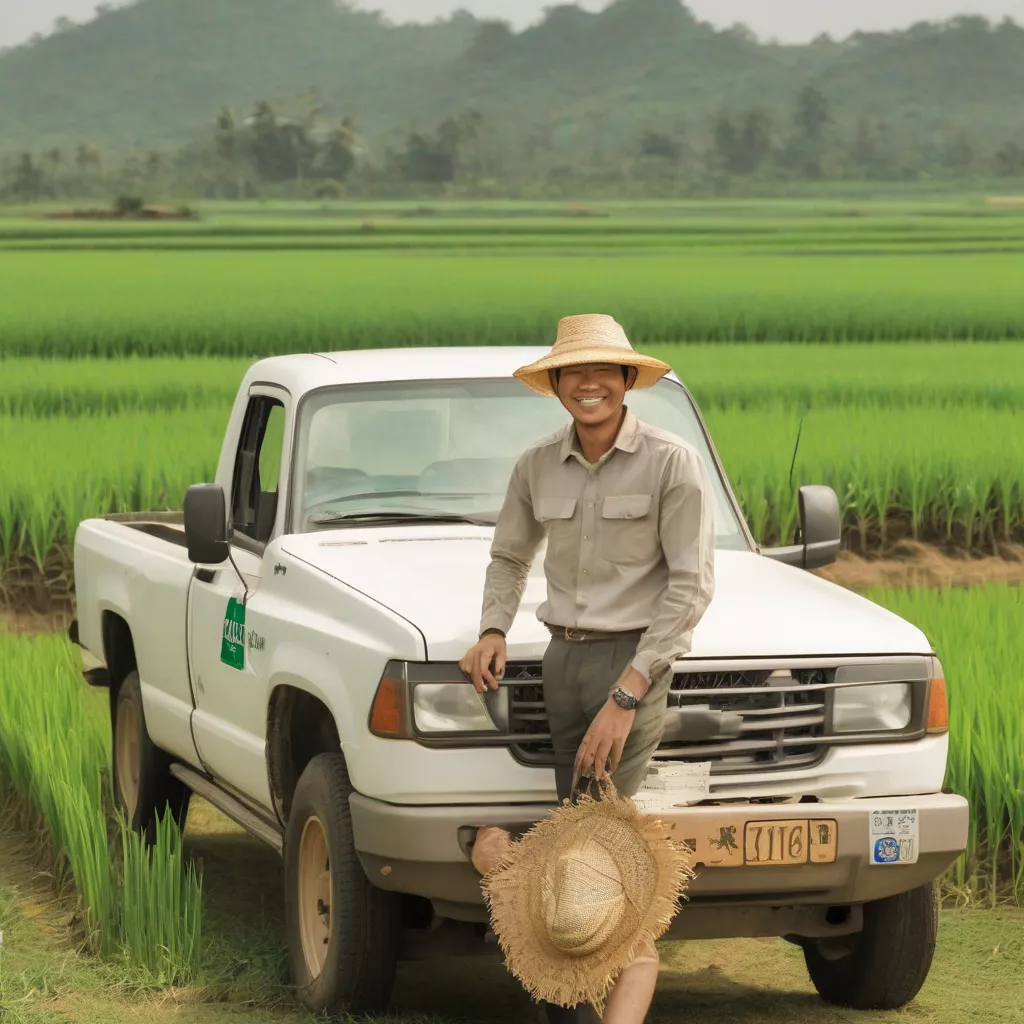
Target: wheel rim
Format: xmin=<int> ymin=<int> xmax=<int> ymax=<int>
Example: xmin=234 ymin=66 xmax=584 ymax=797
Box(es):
xmin=297 ymin=815 xmax=333 ymax=978
xmin=115 ymin=698 xmax=141 ymax=817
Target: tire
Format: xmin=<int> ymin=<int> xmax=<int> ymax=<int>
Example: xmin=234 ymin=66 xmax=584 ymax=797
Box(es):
xmin=111 ymin=671 xmax=191 ymax=842
xmin=804 ymin=882 xmax=939 ymax=1010
xmin=284 ymin=753 xmax=399 ymax=1015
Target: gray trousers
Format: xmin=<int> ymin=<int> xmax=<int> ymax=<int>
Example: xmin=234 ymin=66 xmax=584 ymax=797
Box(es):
xmin=543 ymin=632 xmax=674 ymax=801
xmin=533 ymin=633 xmax=672 ymax=1023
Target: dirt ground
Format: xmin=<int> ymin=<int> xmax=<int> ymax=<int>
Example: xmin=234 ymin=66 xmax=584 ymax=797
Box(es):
xmin=813 ymin=539 xmax=1024 ymax=590
xmin=1 ymin=802 xmax=1023 ymax=1024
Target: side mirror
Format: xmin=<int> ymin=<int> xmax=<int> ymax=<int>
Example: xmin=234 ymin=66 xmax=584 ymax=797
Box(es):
xmin=183 ymin=484 xmax=230 ymax=565
xmin=762 ymin=485 xmax=842 ymax=570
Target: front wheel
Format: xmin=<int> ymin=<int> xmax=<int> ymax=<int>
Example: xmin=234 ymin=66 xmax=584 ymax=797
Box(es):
xmin=284 ymin=753 xmax=399 ymax=1015
xmin=804 ymin=882 xmax=939 ymax=1010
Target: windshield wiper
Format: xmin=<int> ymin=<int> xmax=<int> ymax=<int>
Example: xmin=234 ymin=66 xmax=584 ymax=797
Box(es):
xmin=308 ymin=510 xmax=498 ymax=527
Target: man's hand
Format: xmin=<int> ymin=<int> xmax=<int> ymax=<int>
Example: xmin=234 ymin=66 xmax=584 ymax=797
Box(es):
xmin=574 ymin=667 xmax=649 ymax=782
xmin=575 ymin=700 xmax=635 ymax=782
xmin=459 ymin=633 xmax=507 ymax=693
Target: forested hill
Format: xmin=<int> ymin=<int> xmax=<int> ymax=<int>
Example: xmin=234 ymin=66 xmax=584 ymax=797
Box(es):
xmin=3 ymin=0 xmax=1024 ymax=156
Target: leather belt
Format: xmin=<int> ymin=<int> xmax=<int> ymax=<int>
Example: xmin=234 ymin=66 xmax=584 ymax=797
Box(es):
xmin=547 ymin=624 xmax=646 ymax=643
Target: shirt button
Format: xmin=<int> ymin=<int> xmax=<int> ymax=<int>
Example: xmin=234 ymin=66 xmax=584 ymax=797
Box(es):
xmin=583 ymin=535 xmax=589 ymax=540
xmin=582 ymin=569 xmax=589 ymax=574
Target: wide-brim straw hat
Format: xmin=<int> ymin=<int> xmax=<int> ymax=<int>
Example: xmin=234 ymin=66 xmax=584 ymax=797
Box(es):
xmin=481 ymin=782 xmax=693 ymax=1013
xmin=513 ymin=314 xmax=673 ymax=397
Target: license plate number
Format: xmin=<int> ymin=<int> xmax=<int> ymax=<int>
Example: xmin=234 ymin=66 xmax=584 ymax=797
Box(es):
xmin=684 ymin=816 xmax=838 ymax=867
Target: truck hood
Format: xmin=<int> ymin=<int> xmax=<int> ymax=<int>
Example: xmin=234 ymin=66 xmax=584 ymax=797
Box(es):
xmin=282 ymin=526 xmax=931 ymax=662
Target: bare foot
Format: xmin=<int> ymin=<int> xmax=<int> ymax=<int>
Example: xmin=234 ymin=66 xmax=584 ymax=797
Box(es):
xmin=471 ymin=826 xmax=513 ymax=875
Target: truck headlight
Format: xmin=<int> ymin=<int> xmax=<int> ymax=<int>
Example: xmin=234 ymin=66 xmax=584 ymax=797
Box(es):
xmin=369 ymin=661 xmax=513 ymax=739
xmin=832 ymin=683 xmax=912 ymax=733
xmin=413 ymin=683 xmax=509 ymax=734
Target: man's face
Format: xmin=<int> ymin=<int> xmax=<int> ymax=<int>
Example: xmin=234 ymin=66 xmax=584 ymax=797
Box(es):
xmin=554 ymin=362 xmax=634 ymax=428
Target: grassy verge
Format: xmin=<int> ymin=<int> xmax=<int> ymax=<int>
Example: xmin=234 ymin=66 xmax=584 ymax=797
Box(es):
xmin=868 ymin=585 xmax=1024 ymax=903
xmin=0 ymin=633 xmax=202 ymax=982
xmin=1 ymin=819 xmax=1022 ymax=1024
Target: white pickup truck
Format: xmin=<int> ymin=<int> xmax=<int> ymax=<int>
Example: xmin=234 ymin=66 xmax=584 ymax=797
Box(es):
xmin=72 ymin=348 xmax=967 ymax=1018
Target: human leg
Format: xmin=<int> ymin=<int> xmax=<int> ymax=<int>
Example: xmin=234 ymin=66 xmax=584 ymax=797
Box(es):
xmin=576 ymin=643 xmax=672 ymax=1022
xmin=600 ymin=940 xmax=660 ymax=1024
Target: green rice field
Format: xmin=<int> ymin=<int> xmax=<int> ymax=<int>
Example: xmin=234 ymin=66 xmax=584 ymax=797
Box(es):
xmin=5 ymin=249 xmax=1024 ymax=357
xmin=0 ymin=196 xmax=1022 ymax=1019
xmin=3 ymin=198 xmax=1024 ymax=357
xmin=2 ymin=340 xmax=1023 ymax=577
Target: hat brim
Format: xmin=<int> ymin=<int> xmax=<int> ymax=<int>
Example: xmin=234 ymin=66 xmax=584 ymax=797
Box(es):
xmin=482 ymin=789 xmax=693 ymax=1012
xmin=513 ymin=347 xmax=673 ymax=397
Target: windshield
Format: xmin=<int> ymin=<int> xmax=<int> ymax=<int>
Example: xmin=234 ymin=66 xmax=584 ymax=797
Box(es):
xmin=291 ymin=378 xmax=750 ymax=550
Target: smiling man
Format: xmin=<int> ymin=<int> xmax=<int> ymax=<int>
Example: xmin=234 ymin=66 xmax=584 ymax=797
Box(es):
xmin=460 ymin=314 xmax=717 ymax=1023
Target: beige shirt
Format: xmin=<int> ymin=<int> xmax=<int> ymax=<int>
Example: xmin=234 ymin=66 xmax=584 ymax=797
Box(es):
xmin=480 ymin=409 xmax=716 ymax=681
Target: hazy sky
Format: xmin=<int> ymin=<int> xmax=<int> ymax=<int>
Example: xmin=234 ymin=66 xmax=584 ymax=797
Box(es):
xmin=4 ymin=0 xmax=1024 ymax=48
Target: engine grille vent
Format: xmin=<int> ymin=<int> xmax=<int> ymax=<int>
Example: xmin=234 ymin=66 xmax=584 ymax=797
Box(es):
xmin=506 ymin=663 xmax=837 ymax=774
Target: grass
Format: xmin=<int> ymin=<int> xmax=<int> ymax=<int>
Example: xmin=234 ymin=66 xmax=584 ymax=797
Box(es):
xmin=7 ymin=344 xmax=1024 ymax=417
xmin=2 ymin=395 xmax=1022 ymax=575
xmin=0 ymin=633 xmax=203 ymax=982
xmin=867 ymin=585 xmax=1024 ymax=904
xmin=1 ymin=814 xmax=1022 ymax=1022
xmin=3 ymin=249 xmax=1024 ymax=357
xmin=705 ymin=402 xmax=1024 ymax=549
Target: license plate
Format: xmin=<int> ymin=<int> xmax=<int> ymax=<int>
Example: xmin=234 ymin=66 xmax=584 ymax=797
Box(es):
xmin=679 ymin=816 xmax=839 ymax=868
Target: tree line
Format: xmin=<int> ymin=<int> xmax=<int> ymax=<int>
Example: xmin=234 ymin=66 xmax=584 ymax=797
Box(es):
xmin=3 ymin=85 xmax=1023 ymax=203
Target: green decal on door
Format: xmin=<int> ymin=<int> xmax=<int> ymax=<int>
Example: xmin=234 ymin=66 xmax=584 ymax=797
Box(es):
xmin=221 ymin=598 xmax=246 ymax=671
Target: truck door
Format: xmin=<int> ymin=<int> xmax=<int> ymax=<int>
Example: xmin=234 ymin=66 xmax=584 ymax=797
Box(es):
xmin=187 ymin=388 xmax=288 ymax=809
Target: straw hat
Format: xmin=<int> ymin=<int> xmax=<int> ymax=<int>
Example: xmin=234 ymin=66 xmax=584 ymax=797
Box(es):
xmin=514 ymin=315 xmax=673 ymax=397
xmin=481 ymin=782 xmax=693 ymax=1013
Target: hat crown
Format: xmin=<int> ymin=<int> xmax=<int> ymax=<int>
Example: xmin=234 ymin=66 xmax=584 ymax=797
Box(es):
xmin=553 ymin=314 xmax=633 ymax=355
xmin=543 ymin=839 xmax=626 ymax=957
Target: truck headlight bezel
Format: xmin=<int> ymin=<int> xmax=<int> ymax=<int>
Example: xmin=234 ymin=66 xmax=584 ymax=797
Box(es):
xmin=369 ymin=660 xmax=521 ymax=744
xmin=826 ymin=661 xmax=931 ymax=739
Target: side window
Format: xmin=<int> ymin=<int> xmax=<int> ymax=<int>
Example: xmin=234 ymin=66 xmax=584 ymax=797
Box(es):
xmin=231 ymin=396 xmax=286 ymax=544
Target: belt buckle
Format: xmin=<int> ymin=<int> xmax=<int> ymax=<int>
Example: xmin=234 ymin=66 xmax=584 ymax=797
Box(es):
xmin=565 ymin=626 xmax=588 ymax=642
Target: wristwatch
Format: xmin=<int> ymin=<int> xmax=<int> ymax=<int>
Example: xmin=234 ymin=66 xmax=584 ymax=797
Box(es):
xmin=610 ymin=685 xmax=641 ymax=711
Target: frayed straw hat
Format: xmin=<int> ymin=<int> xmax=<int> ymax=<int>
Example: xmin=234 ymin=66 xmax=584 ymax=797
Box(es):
xmin=514 ymin=314 xmax=673 ymax=397
xmin=481 ymin=782 xmax=693 ymax=1013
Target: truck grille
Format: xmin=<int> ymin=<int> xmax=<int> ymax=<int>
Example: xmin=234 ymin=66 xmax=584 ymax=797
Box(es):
xmin=507 ymin=664 xmax=835 ymax=774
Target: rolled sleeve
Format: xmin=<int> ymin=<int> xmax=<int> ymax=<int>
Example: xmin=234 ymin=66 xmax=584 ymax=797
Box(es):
xmin=631 ymin=448 xmax=716 ymax=683
xmin=479 ymin=458 xmax=545 ymax=637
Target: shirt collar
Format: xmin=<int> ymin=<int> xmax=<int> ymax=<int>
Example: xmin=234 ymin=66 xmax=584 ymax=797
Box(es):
xmin=559 ymin=408 xmax=640 ymax=462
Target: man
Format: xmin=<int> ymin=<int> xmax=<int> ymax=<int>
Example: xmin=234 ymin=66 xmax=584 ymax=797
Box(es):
xmin=460 ymin=314 xmax=716 ymax=1024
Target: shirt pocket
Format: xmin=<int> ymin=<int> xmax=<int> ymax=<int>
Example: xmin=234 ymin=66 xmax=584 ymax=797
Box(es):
xmin=600 ymin=493 xmax=658 ymax=565
xmin=533 ymin=496 xmax=578 ymax=559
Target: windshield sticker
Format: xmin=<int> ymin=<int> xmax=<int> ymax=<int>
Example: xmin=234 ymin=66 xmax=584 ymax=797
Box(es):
xmin=221 ymin=598 xmax=246 ymax=671
xmin=248 ymin=629 xmax=266 ymax=653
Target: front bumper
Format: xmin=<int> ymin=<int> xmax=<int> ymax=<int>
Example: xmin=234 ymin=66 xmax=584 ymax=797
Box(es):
xmin=350 ymin=792 xmax=968 ymax=927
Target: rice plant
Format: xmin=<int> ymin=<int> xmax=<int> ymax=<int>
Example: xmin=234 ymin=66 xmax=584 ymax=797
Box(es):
xmin=6 ymin=344 xmax=1024 ymax=418
xmin=0 ymin=395 xmax=1022 ymax=578
xmin=0 ymin=632 xmax=203 ymax=981
xmin=868 ymin=584 xmax=1024 ymax=904
xmin=3 ymin=248 xmax=1024 ymax=358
